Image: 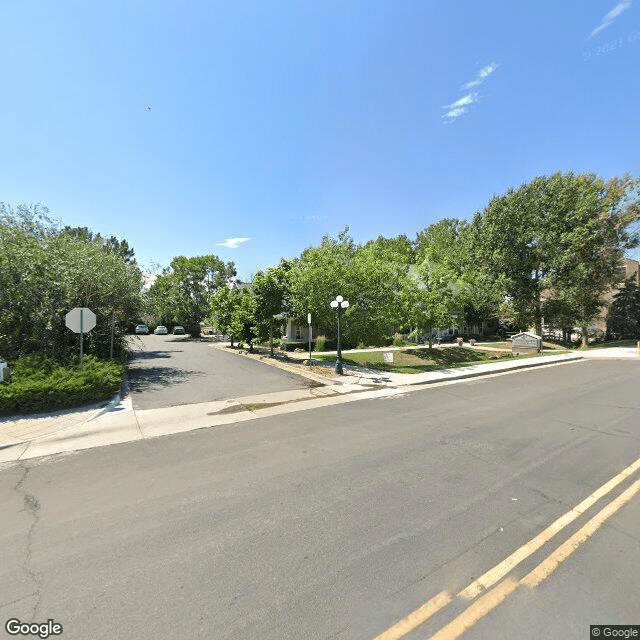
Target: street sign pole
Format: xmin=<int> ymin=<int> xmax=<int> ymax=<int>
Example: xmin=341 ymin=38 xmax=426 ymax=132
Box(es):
xmin=65 ymin=307 xmax=96 ymax=369
xmin=80 ymin=309 xmax=84 ymax=369
xmin=308 ymin=313 xmax=312 ymax=365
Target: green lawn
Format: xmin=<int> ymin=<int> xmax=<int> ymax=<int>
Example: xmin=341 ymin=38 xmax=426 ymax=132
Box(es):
xmin=312 ymin=346 xmax=570 ymax=374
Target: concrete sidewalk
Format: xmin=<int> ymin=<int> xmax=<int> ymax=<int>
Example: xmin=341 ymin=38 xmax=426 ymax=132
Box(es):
xmin=1 ymin=346 xmax=636 ymax=464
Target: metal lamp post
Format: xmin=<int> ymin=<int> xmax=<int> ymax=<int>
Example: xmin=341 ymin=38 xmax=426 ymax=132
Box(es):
xmin=330 ymin=295 xmax=349 ymax=374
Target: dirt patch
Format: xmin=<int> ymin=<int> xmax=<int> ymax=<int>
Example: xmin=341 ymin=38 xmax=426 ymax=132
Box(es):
xmin=212 ymin=404 xmax=249 ymax=415
xmin=206 ymin=385 xmax=379 ymax=416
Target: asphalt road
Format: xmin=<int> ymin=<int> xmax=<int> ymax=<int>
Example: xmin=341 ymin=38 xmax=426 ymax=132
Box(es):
xmin=1 ymin=359 xmax=639 ymax=640
xmin=127 ymin=334 xmax=311 ymax=409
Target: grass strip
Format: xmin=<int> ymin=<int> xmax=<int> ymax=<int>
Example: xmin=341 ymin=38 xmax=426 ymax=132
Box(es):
xmin=312 ymin=346 xmax=569 ymax=374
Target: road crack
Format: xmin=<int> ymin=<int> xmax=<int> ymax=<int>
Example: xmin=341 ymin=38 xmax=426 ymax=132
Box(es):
xmin=14 ymin=463 xmax=43 ymax=619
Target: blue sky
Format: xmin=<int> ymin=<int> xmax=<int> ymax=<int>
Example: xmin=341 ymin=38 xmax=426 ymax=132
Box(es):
xmin=3 ymin=1 xmax=639 ymax=280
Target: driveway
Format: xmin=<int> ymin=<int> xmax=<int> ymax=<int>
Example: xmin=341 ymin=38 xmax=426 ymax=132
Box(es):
xmin=127 ymin=335 xmax=312 ymax=409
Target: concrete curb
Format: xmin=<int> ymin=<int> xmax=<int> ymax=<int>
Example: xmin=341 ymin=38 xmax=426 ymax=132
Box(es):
xmin=209 ymin=342 xmax=340 ymax=386
xmin=0 ymin=371 xmax=128 ymax=451
xmin=399 ymin=354 xmax=585 ymax=386
xmin=86 ymin=373 xmax=128 ymax=423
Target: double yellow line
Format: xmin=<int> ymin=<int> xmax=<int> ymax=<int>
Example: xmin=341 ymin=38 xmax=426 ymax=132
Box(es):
xmin=373 ymin=456 xmax=640 ymax=640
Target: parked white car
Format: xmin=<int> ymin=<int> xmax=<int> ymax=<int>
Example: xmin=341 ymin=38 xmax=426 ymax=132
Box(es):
xmin=154 ymin=325 xmax=169 ymax=335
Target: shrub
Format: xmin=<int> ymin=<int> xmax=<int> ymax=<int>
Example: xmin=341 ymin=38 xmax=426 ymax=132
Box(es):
xmin=279 ymin=341 xmax=306 ymax=352
xmin=11 ymin=354 xmax=60 ymax=378
xmin=0 ymin=355 xmax=124 ymax=415
xmin=357 ymin=341 xmax=366 ymax=350
xmin=314 ymin=335 xmax=326 ymax=352
xmin=393 ymin=332 xmax=404 ymax=347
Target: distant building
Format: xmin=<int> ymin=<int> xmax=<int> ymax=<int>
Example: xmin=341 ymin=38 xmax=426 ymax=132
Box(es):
xmin=282 ymin=319 xmax=312 ymax=342
xmin=540 ymin=257 xmax=640 ymax=337
xmin=228 ymin=279 xmax=251 ymax=291
xmin=594 ymin=257 xmax=640 ymax=332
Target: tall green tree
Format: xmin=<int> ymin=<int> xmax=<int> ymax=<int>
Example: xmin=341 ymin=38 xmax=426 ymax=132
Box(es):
xmin=0 ymin=203 xmax=143 ymax=361
xmin=414 ymin=218 xmax=500 ymax=336
xmin=232 ymin=289 xmax=258 ymax=350
xmin=287 ymin=228 xmax=356 ymax=341
xmin=209 ymin=286 xmax=241 ymax=346
xmin=398 ymin=275 xmax=453 ymax=348
xmin=251 ymin=262 xmax=290 ymax=355
xmin=472 ymin=183 xmax=550 ymax=335
xmin=364 ymin=234 xmax=415 ymax=264
xmin=473 ymin=172 xmax=640 ymax=345
xmin=59 ymin=226 xmax=137 ymax=264
xmin=147 ymin=255 xmax=235 ymax=337
xmin=543 ymin=174 xmax=640 ymax=346
xmin=347 ymin=240 xmax=409 ymax=344
xmin=287 ymin=228 xmax=408 ymax=347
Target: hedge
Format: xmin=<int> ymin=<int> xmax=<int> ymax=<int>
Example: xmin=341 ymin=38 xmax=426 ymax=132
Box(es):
xmin=280 ymin=339 xmax=341 ymax=352
xmin=0 ymin=354 xmax=123 ymax=415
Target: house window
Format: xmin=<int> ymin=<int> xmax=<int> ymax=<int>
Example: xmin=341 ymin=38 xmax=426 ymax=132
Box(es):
xmin=295 ymin=325 xmax=301 ymax=339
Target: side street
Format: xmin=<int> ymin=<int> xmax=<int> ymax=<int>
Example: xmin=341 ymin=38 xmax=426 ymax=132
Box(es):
xmin=1 ymin=339 xmax=636 ymax=464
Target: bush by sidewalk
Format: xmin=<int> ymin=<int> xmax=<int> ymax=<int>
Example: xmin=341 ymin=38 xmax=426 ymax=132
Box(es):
xmin=0 ymin=354 xmax=123 ymax=415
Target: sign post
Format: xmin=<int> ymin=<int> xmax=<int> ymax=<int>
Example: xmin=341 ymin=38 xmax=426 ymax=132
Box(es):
xmin=383 ymin=351 xmax=393 ymax=372
xmin=65 ymin=307 xmax=97 ymax=368
xmin=308 ymin=313 xmax=312 ymax=365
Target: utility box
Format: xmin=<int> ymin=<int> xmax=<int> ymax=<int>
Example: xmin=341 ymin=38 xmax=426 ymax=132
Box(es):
xmin=0 ymin=362 xmax=10 ymax=383
xmin=511 ymin=332 xmax=542 ymax=355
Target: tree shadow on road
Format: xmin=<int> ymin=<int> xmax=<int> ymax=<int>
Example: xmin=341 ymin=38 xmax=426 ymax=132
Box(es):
xmin=128 ymin=349 xmax=183 ymax=360
xmin=127 ymin=366 xmax=204 ymax=392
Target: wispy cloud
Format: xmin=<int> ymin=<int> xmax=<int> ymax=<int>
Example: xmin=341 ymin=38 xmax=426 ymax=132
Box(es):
xmin=217 ymin=237 xmax=251 ymax=249
xmin=443 ymin=92 xmax=479 ymax=111
xmin=589 ymin=0 xmax=632 ymax=38
xmin=462 ymin=63 xmax=498 ymax=89
xmin=441 ymin=93 xmax=478 ymax=121
xmin=442 ymin=63 xmax=497 ymax=123
xmin=442 ymin=106 xmax=469 ymax=121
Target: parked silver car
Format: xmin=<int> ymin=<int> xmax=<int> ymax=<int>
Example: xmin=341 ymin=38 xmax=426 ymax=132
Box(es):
xmin=135 ymin=324 xmax=150 ymax=335
xmin=154 ymin=325 xmax=169 ymax=335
